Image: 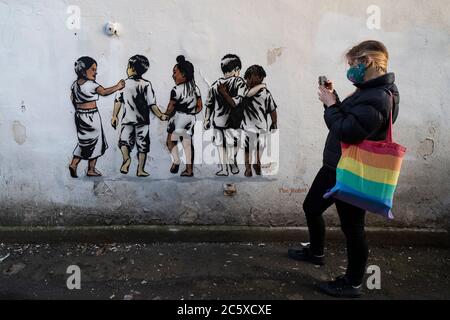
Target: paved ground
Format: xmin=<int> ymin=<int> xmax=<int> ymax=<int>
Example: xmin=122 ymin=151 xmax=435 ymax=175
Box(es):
xmin=0 ymin=242 xmax=449 ymax=300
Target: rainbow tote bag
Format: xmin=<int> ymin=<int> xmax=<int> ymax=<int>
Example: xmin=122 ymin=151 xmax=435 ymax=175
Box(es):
xmin=324 ymin=92 xmax=406 ymax=219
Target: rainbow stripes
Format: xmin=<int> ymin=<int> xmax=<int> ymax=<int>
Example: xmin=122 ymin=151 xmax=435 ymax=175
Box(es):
xmin=324 ymin=140 xmax=406 ymax=219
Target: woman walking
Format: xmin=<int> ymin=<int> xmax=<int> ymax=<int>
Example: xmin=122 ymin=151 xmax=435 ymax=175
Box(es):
xmin=288 ymin=40 xmax=400 ymax=298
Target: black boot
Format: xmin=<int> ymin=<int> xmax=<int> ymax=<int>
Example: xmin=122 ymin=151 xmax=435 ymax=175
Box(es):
xmin=287 ymin=246 xmax=325 ymax=266
xmin=318 ymin=275 xmax=363 ymax=298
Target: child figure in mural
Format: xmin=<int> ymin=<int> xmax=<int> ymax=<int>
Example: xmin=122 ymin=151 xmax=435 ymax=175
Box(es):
xmin=204 ymin=54 xmax=247 ymax=176
xmin=163 ymin=55 xmax=203 ymax=177
xmin=69 ymin=56 xmax=125 ymax=178
xmin=219 ymin=65 xmax=278 ymax=177
xmin=111 ymin=55 xmax=168 ymax=177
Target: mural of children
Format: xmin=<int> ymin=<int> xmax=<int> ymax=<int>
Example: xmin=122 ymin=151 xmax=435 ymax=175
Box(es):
xmin=69 ymin=56 xmax=125 ymax=178
xmin=219 ymin=65 xmax=278 ymax=177
xmin=111 ymin=55 xmax=168 ymax=177
xmin=204 ymin=54 xmax=247 ymax=176
xmin=163 ymin=56 xmax=203 ymax=177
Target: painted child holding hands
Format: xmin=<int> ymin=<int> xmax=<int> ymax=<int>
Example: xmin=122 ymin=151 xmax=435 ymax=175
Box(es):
xmin=112 ymin=55 xmax=168 ymax=177
xmin=69 ymin=56 xmax=125 ymax=178
xmin=164 ymin=55 xmax=203 ymax=177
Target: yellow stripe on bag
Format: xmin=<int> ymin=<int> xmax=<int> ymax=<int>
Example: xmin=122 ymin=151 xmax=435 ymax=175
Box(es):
xmin=338 ymin=157 xmax=400 ymax=186
xmin=341 ymin=147 xmax=403 ymax=172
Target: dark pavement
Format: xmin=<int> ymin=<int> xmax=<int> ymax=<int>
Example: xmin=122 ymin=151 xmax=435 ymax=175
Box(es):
xmin=0 ymin=242 xmax=449 ymax=300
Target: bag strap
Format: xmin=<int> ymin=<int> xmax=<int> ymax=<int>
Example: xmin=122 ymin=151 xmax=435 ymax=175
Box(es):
xmin=384 ymin=89 xmax=394 ymax=143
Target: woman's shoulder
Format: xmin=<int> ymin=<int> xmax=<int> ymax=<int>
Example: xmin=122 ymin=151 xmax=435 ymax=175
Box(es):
xmin=355 ymin=86 xmax=391 ymax=106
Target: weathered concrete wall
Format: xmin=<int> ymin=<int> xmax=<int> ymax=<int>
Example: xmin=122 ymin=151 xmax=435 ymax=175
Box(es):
xmin=0 ymin=0 xmax=449 ymax=228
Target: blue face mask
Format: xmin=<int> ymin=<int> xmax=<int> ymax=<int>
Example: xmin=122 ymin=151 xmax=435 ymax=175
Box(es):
xmin=347 ymin=63 xmax=367 ymax=84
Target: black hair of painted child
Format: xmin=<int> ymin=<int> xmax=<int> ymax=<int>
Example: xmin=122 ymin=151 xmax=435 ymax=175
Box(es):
xmin=176 ymin=55 xmax=196 ymax=95
xmin=244 ymin=65 xmax=267 ymax=80
xmin=74 ymin=56 xmax=97 ymax=79
xmin=221 ymin=54 xmax=242 ymax=74
xmin=129 ymin=55 xmax=150 ymax=77
xmin=176 ymin=55 xmax=195 ymax=82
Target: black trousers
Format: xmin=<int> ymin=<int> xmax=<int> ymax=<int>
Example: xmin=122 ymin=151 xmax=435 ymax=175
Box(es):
xmin=303 ymin=166 xmax=368 ymax=286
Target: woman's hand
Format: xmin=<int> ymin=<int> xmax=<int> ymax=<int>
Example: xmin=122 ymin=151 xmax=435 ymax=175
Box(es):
xmin=324 ymin=80 xmax=333 ymax=91
xmin=318 ymin=86 xmax=337 ymax=107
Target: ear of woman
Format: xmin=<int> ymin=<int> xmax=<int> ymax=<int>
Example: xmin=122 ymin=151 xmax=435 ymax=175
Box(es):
xmin=363 ymin=56 xmax=386 ymax=81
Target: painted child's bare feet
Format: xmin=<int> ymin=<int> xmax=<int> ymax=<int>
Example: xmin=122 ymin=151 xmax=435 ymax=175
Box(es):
xmin=181 ymin=167 xmax=194 ymax=177
xmin=253 ymin=164 xmax=262 ymax=176
xmin=216 ymin=166 xmax=229 ymax=177
xmin=245 ymin=167 xmax=253 ymax=177
xmin=87 ymin=169 xmax=102 ymax=177
xmin=170 ymin=163 xmax=180 ymax=174
xmin=69 ymin=165 xmax=78 ymax=178
xmin=181 ymin=171 xmax=193 ymax=177
xmin=230 ymin=162 xmax=240 ymax=175
xmin=137 ymin=170 xmax=150 ymax=177
xmin=120 ymin=158 xmax=131 ymax=174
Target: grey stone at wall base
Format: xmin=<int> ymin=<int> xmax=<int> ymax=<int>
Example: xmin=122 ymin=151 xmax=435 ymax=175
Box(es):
xmin=0 ymin=226 xmax=448 ymax=247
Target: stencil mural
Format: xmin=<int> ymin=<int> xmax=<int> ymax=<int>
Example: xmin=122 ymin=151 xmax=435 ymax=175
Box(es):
xmin=164 ymin=55 xmax=203 ymax=177
xmin=205 ymin=55 xmax=278 ymax=177
xmin=68 ymin=54 xmax=278 ymax=179
xmin=221 ymin=65 xmax=278 ymax=178
xmin=112 ymin=55 xmax=167 ymax=177
xmin=204 ymin=54 xmax=247 ymax=177
xmin=69 ymin=57 xmax=125 ymax=178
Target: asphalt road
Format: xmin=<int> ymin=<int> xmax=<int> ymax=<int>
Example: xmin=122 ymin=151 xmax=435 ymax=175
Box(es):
xmin=0 ymin=242 xmax=449 ymax=300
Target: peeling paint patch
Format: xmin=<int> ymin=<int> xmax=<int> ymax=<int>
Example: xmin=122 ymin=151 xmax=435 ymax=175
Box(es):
xmin=267 ymin=47 xmax=284 ymax=66
xmin=179 ymin=209 xmax=198 ymax=224
xmin=418 ymin=138 xmax=435 ymax=159
xmin=12 ymin=121 xmax=26 ymax=145
xmin=92 ymin=181 xmax=123 ymax=209
xmin=93 ymin=181 xmax=112 ymax=197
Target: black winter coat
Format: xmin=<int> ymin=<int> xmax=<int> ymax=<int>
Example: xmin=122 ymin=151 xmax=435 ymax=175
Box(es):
xmin=323 ymin=73 xmax=400 ymax=169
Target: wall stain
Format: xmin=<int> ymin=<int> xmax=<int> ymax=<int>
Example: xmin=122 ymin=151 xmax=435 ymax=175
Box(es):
xmin=93 ymin=181 xmax=113 ymax=198
xmin=267 ymin=47 xmax=284 ymax=66
xmin=12 ymin=121 xmax=26 ymax=145
xmin=418 ymin=138 xmax=435 ymax=159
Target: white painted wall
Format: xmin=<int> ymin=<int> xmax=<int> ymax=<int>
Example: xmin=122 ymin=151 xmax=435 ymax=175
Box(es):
xmin=0 ymin=0 xmax=449 ymax=228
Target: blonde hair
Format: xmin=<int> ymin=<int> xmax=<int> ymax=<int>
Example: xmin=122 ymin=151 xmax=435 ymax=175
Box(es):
xmin=346 ymin=40 xmax=389 ymax=73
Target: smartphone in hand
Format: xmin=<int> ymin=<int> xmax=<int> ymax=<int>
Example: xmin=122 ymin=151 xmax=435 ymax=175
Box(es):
xmin=319 ymin=76 xmax=328 ymax=86
xmin=319 ymin=76 xmax=333 ymax=91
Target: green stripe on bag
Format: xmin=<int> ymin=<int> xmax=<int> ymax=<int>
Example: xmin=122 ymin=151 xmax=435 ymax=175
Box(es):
xmin=336 ymin=168 xmax=396 ymax=200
